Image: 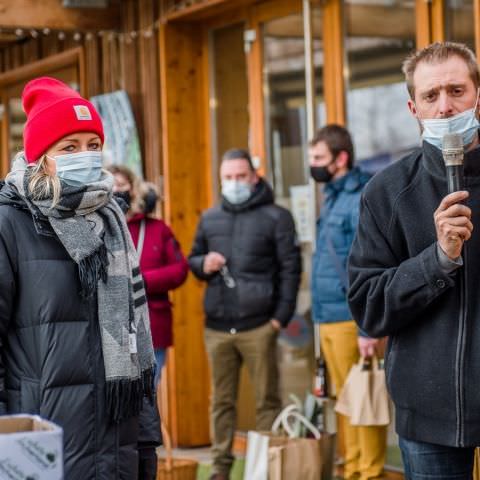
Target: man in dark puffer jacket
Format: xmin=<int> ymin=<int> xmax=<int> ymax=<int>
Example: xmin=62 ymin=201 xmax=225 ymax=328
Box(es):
xmin=189 ymin=148 xmax=301 ymax=480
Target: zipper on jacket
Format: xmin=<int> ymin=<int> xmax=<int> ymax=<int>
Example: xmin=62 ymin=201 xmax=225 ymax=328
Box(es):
xmin=455 ymin=247 xmax=468 ymax=447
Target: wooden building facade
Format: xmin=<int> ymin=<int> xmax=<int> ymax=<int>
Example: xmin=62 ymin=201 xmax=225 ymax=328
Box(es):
xmin=1 ymin=0 xmax=480 ymax=454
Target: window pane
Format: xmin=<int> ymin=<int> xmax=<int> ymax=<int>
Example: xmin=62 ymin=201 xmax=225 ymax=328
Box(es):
xmin=345 ymin=0 xmax=419 ymax=173
xmin=446 ymin=0 xmax=475 ymax=50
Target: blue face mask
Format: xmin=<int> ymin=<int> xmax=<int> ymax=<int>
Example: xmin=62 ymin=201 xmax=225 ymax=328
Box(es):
xmin=221 ymin=180 xmax=252 ymax=205
xmin=49 ymin=151 xmax=103 ymax=187
xmin=420 ymin=92 xmax=480 ymax=150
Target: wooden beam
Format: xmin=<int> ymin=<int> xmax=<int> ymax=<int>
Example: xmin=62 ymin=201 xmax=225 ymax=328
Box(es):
xmin=139 ymin=0 xmax=162 ymax=183
xmin=416 ymin=0 xmax=431 ymax=48
xmin=163 ymin=0 xmax=255 ymax=22
xmin=430 ymin=0 xmax=445 ymax=42
xmin=159 ymin=20 xmax=211 ymax=447
xmin=0 ymin=47 xmax=84 ymax=88
xmin=246 ymin=14 xmax=267 ymax=175
xmin=0 ymin=0 xmax=121 ymax=31
xmin=323 ymin=0 xmax=346 ymax=125
xmin=252 ymin=0 xmax=302 ymax=24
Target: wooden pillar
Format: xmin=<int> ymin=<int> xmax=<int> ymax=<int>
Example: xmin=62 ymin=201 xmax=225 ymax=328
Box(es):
xmin=322 ymin=0 xmax=346 ymax=125
xmin=416 ymin=0 xmax=431 ymax=48
xmin=430 ymin=0 xmax=445 ymax=42
xmin=139 ymin=0 xmax=162 ymax=183
xmin=159 ymin=20 xmax=211 ymax=447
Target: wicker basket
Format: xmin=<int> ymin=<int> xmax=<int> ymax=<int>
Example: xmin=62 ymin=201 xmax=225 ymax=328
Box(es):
xmin=157 ymin=403 xmax=198 ymax=480
xmin=156 ymin=457 xmax=198 ymax=480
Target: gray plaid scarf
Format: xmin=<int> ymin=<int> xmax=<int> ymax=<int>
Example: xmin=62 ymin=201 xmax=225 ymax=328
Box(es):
xmin=6 ymin=156 xmax=155 ymax=422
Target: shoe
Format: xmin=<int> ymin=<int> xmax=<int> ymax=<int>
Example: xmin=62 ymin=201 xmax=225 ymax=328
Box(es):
xmin=209 ymin=474 xmax=228 ymax=480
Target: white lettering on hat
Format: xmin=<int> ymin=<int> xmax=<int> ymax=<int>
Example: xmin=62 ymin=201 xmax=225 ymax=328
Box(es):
xmin=73 ymin=105 xmax=92 ymax=121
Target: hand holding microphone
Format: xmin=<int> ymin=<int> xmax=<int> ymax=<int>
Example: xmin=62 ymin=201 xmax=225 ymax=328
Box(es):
xmin=433 ymin=134 xmax=472 ymax=260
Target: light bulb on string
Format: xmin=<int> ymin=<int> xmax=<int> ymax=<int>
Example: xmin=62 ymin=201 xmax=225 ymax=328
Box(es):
xmin=73 ymin=32 xmax=82 ymax=42
xmin=30 ymin=29 xmax=39 ymax=39
xmin=15 ymin=28 xmax=24 ymax=37
xmin=58 ymin=31 xmax=66 ymax=41
xmin=43 ymin=28 xmax=51 ymax=36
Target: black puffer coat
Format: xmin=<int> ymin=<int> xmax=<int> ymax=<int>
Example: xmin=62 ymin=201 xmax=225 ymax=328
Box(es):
xmin=189 ymin=179 xmax=301 ymax=331
xmin=0 ymin=183 xmax=161 ymax=479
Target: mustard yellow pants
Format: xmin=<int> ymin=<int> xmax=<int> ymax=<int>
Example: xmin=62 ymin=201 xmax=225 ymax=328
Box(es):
xmin=320 ymin=321 xmax=387 ymax=480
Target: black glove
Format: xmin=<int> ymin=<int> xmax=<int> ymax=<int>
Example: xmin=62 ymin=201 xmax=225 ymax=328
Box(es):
xmin=138 ymin=447 xmax=157 ymax=480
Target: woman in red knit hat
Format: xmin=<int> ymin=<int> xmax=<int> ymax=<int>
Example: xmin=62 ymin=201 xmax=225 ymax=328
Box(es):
xmin=109 ymin=166 xmax=189 ymax=386
xmin=0 ymin=77 xmax=160 ymax=479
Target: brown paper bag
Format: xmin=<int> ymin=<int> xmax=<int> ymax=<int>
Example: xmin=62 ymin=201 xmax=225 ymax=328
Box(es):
xmin=335 ymin=357 xmax=390 ymax=426
xmin=268 ymin=437 xmax=323 ymax=480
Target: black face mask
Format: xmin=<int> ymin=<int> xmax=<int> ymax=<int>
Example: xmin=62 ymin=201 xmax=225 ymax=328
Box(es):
xmin=113 ymin=190 xmax=131 ymax=210
xmin=310 ymin=165 xmax=334 ymax=183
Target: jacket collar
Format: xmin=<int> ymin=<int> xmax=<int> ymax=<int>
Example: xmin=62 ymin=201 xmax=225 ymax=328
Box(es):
xmin=422 ymin=136 xmax=480 ymax=184
xmin=324 ymin=167 xmax=370 ymax=196
xmin=127 ymin=212 xmax=147 ymax=224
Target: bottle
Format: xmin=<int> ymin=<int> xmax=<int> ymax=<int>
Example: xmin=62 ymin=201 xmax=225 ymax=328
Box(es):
xmin=313 ymin=356 xmax=328 ymax=398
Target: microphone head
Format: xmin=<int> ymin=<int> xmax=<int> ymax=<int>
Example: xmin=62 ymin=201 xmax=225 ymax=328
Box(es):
xmin=442 ymin=133 xmax=464 ymax=166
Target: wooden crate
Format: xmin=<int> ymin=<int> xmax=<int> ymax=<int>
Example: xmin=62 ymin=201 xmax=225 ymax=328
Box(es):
xmin=157 ymin=458 xmax=198 ymax=480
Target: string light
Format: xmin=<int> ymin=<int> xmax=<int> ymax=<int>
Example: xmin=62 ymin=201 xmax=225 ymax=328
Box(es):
xmin=0 ymin=17 xmax=161 ymax=44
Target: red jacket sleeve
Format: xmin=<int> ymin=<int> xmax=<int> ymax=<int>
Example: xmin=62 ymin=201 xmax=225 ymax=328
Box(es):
xmin=142 ymin=225 xmax=189 ymax=295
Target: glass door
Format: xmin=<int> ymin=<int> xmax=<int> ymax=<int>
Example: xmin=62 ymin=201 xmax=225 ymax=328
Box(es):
xmin=263 ymin=9 xmax=320 ymax=407
xmin=209 ymin=22 xmax=249 ymax=199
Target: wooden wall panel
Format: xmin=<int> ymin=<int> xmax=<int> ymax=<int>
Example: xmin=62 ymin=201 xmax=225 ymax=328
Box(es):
xmin=139 ymin=0 xmax=162 ymax=183
xmin=160 ymin=20 xmax=211 ymax=447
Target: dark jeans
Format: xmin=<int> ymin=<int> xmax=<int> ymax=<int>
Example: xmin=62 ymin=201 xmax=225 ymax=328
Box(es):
xmin=399 ymin=437 xmax=475 ymax=479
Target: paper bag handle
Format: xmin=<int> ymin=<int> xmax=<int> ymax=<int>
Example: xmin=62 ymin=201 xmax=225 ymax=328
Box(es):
xmin=272 ymin=405 xmax=321 ymax=439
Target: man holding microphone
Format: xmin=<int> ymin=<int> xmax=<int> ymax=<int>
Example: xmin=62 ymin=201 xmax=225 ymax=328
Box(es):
xmin=348 ymin=42 xmax=480 ymax=477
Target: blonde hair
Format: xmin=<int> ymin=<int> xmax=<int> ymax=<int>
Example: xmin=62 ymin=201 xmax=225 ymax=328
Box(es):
xmin=27 ymin=154 xmax=62 ymax=207
xmin=402 ymin=42 xmax=480 ymax=99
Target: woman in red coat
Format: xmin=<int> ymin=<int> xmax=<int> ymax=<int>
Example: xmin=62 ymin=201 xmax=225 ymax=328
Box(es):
xmin=110 ymin=166 xmax=189 ymax=385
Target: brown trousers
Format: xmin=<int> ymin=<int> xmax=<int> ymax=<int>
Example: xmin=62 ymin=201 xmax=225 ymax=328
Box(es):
xmin=204 ymin=322 xmax=281 ymax=476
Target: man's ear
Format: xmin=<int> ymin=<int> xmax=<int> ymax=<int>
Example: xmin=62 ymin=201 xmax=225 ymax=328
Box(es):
xmin=335 ymin=151 xmax=349 ymax=169
xmin=407 ymin=98 xmax=418 ymax=118
xmin=252 ymin=171 xmax=259 ymax=184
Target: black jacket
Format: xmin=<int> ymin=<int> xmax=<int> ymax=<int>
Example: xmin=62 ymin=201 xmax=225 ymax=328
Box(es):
xmin=0 ymin=183 xmax=161 ymax=479
xmin=188 ymin=179 xmax=301 ymax=331
xmin=348 ymin=142 xmax=480 ymax=447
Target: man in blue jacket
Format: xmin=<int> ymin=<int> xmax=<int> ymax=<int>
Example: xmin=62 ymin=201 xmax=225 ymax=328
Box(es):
xmin=310 ymin=125 xmax=386 ymax=480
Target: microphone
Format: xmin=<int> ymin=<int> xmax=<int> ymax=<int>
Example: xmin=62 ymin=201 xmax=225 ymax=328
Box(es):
xmin=442 ymin=133 xmax=464 ymax=194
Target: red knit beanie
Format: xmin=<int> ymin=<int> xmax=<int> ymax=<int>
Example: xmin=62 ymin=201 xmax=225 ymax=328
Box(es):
xmin=22 ymin=77 xmax=104 ymax=164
